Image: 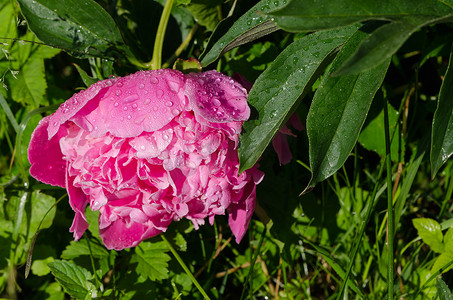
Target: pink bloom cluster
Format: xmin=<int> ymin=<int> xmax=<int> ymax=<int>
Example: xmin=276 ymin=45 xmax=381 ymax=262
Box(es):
xmin=28 ymin=69 xmax=263 ymax=250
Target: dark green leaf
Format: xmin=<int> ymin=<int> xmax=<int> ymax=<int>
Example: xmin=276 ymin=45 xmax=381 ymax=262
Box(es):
xmin=239 ymin=25 xmax=359 ymax=173
xmin=307 ymin=26 xmax=390 ymax=188
xmin=73 ymin=64 xmax=97 ymax=88
xmin=48 ymin=260 xmax=94 ymax=299
xmin=17 ymin=0 xmax=125 ymax=57
xmin=131 ymin=241 xmax=171 ymax=281
xmin=413 ymin=218 xmax=444 ymax=253
xmin=358 ymin=97 xmax=402 ymax=161
xmin=266 ymin=0 xmax=453 ymax=32
xmin=336 ymin=21 xmax=420 ymax=75
xmin=437 ymin=277 xmax=453 ymax=300
xmin=184 ymin=0 xmax=221 ymax=31
xmin=200 ymin=0 xmax=284 ymax=66
xmin=431 ymin=43 xmax=453 ymax=177
xmin=61 ymin=240 xmax=109 ymax=260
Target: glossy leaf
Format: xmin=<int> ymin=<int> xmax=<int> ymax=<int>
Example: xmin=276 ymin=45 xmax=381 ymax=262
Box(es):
xmin=17 ymin=0 xmax=125 ymax=58
xmin=437 ymin=277 xmax=453 ymax=300
xmin=238 ymin=25 xmax=359 ymax=173
xmin=431 ymin=44 xmax=453 ymax=177
xmin=48 ymin=260 xmax=94 ymax=299
xmin=184 ymin=0 xmax=220 ymax=31
xmin=336 ymin=21 xmax=420 ymax=75
xmin=131 ymin=241 xmax=171 ymax=281
xmin=266 ymin=0 xmax=453 ymax=32
xmin=200 ymin=0 xmax=284 ymax=66
xmin=306 ymin=26 xmax=390 ymax=188
xmin=413 ymin=218 xmax=445 ymax=253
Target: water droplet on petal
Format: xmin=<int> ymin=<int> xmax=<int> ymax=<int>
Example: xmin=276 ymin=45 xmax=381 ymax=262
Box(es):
xmin=156 ymin=89 xmax=164 ymax=98
xmin=139 ymin=83 xmax=145 ymax=89
xmin=105 ymin=79 xmax=113 ymax=86
xmin=150 ymin=78 xmax=159 ymax=84
xmin=163 ymin=134 xmax=169 ymax=140
xmin=172 ymin=109 xmax=180 ymax=115
xmin=123 ymin=106 xmax=128 ymax=111
xmin=114 ymin=102 xmax=119 ymax=107
xmin=123 ymin=94 xmax=139 ymax=103
xmin=127 ymin=115 xmax=132 ymax=120
xmin=116 ymin=90 xmax=122 ymax=96
xmin=165 ymin=101 xmax=173 ymax=107
xmin=140 ymin=145 xmax=146 ymax=150
xmin=117 ymin=82 xmax=123 ymax=87
xmin=212 ymin=99 xmax=221 ymax=107
xmin=144 ymin=99 xmax=151 ymax=105
xmin=132 ymin=103 xmax=138 ymax=109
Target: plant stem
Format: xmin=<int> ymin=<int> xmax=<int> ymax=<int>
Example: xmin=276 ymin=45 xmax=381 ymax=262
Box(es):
xmin=161 ymin=235 xmax=210 ymax=299
xmin=384 ymin=99 xmax=394 ymax=299
xmin=150 ymin=0 xmax=175 ymax=70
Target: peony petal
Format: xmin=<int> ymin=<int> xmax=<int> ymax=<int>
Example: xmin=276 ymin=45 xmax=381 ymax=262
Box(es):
xmin=228 ymin=182 xmax=257 ymax=243
xmin=100 ymin=218 xmax=161 ymax=250
xmin=28 ymin=116 xmax=67 ymax=187
xmin=185 ymin=70 xmax=250 ymax=123
xmin=67 ymin=173 xmax=89 ymax=240
xmin=272 ymin=131 xmax=293 ymax=165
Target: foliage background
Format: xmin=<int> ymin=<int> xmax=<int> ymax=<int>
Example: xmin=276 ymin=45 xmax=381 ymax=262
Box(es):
xmin=1 ymin=0 xmax=453 ymax=299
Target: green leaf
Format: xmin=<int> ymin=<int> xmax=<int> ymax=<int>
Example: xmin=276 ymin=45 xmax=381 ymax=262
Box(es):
xmin=336 ymin=21 xmax=420 ymax=75
xmin=445 ymin=227 xmax=453 ymax=251
xmin=184 ymin=0 xmax=220 ymax=31
xmin=48 ymin=260 xmax=94 ymax=299
xmin=73 ymin=64 xmax=97 ymax=88
xmin=266 ymin=0 xmax=453 ymax=32
xmin=17 ymin=0 xmax=125 ymax=58
xmin=413 ymin=218 xmax=445 ymax=253
xmin=200 ymin=0 xmax=283 ymax=66
xmin=431 ymin=43 xmax=453 ymax=177
xmin=131 ymin=241 xmax=171 ymax=281
xmin=358 ymin=96 xmax=403 ymax=161
xmin=432 ymin=252 xmax=453 ymax=274
xmin=61 ymin=240 xmax=109 ymax=260
xmin=238 ymin=25 xmax=359 ymax=173
xmin=437 ymin=277 xmax=453 ymax=300
xmin=306 ymin=26 xmax=390 ymax=188
xmin=31 ymin=256 xmax=54 ymax=276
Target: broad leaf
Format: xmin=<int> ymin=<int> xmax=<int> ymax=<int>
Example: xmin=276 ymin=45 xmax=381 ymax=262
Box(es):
xmin=184 ymin=0 xmax=220 ymax=31
xmin=431 ymin=43 xmax=453 ymax=177
xmin=433 ymin=252 xmax=453 ymax=274
xmin=336 ymin=21 xmax=420 ymax=75
xmin=266 ymin=0 xmax=453 ymax=32
xmin=17 ymin=0 xmax=125 ymax=58
xmin=131 ymin=241 xmax=171 ymax=281
xmin=413 ymin=218 xmax=444 ymax=253
xmin=61 ymin=240 xmax=109 ymax=260
xmin=437 ymin=277 xmax=453 ymax=300
xmin=48 ymin=260 xmax=94 ymax=299
xmin=200 ymin=0 xmax=284 ymax=66
xmin=306 ymin=26 xmax=390 ymax=188
xmin=239 ymin=25 xmax=359 ymax=173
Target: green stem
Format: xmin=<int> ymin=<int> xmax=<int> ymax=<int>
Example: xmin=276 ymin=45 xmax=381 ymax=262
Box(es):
xmin=161 ymin=235 xmax=210 ymax=299
xmin=384 ymin=99 xmax=394 ymax=299
xmin=150 ymin=0 xmax=175 ymax=70
xmin=439 ymin=163 xmax=453 ymax=218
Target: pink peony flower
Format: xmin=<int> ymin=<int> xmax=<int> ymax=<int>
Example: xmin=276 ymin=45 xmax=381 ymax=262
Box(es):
xmin=28 ymin=69 xmax=263 ymax=250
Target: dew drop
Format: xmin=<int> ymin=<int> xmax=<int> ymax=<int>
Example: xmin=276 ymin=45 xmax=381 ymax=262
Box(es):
xmin=132 ymin=103 xmax=138 ymax=109
xmin=123 ymin=94 xmax=139 ymax=103
xmin=116 ymin=90 xmax=122 ymax=96
xmin=165 ymin=101 xmax=173 ymax=107
xmin=63 ymin=108 xmax=69 ymax=113
xmin=163 ymin=134 xmax=169 ymax=140
xmin=150 ymin=78 xmax=159 ymax=84
xmin=138 ymin=83 xmax=145 ymax=89
xmin=123 ymin=106 xmax=128 ymax=111
xmin=117 ymin=82 xmax=123 ymax=87
xmin=156 ymin=89 xmax=164 ymax=98
xmin=144 ymin=99 xmax=151 ymax=105
xmin=127 ymin=115 xmax=132 ymax=120
xmin=172 ymin=109 xmax=180 ymax=115
xmin=105 ymin=79 xmax=113 ymax=86
xmin=114 ymin=102 xmax=119 ymax=107
xmin=212 ymin=98 xmax=221 ymax=107
xmin=140 ymin=145 xmax=146 ymax=150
